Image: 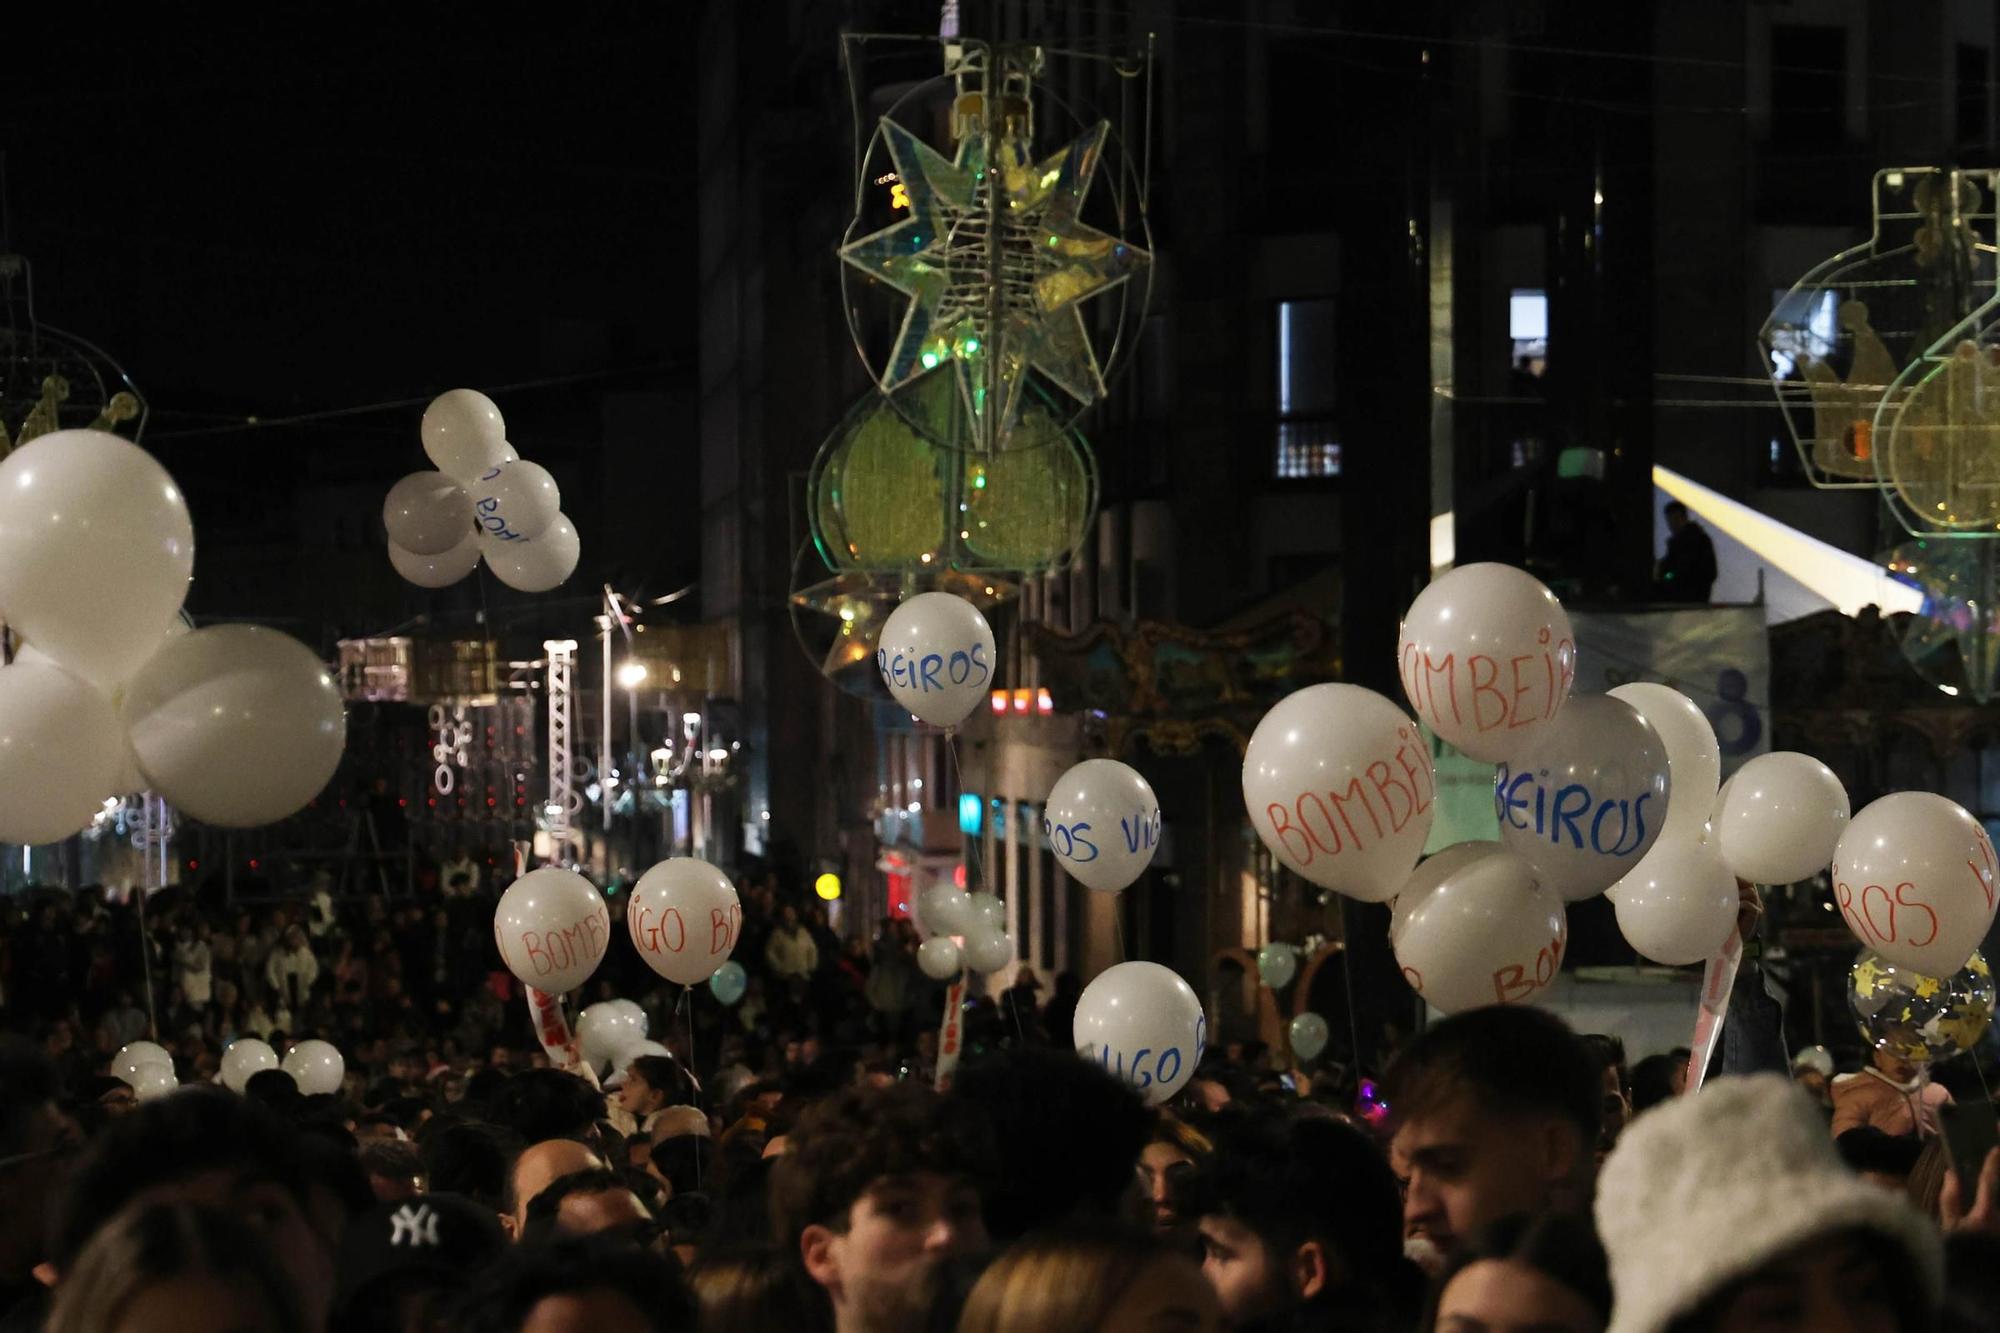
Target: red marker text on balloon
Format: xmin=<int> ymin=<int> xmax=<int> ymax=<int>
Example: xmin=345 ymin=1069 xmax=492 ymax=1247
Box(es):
xmin=1399 ymin=631 xmax=1574 ymax=737
xmin=631 ymin=905 xmax=688 ymax=955
xmin=711 ymin=905 xmax=742 ymax=955
xmin=1490 ymin=921 xmax=1566 ymax=1004
xmin=1263 ymin=727 xmax=1434 ymax=868
xmin=1971 ymin=836 xmax=1997 ymax=913
xmin=519 ymin=910 xmax=607 ymax=978
xmin=1835 ymin=879 xmax=1939 ymax=950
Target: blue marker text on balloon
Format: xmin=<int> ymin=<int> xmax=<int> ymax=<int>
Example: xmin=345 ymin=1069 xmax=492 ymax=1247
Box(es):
xmin=1493 ymin=764 xmax=1653 ymax=857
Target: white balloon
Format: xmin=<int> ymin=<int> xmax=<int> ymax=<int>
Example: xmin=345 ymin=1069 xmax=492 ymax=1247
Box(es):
xmin=470 ymin=459 xmax=561 ymax=542
xmin=918 ymin=936 xmax=963 ymax=980
xmin=627 ymin=858 xmax=743 ymax=986
xmin=0 ymin=430 xmax=193 ymax=691
xmin=876 ymin=593 xmax=996 ymax=728
xmin=382 ymin=471 xmax=474 ymax=556
xmin=1609 ymin=683 xmax=1721 ymax=845
xmin=963 ymin=892 xmax=1006 ymax=933
xmin=130 ymin=1064 xmax=179 ymax=1102
xmin=577 ymin=1001 xmax=650 ymax=1074
xmin=1395 ymin=840 xmax=1503 ymax=904
xmin=1044 ymin=760 xmax=1161 ymax=893
xmin=0 ymin=663 xmax=127 ymax=843
xmin=1289 ymin=1012 xmax=1331 ymax=1061
xmin=1833 ymin=792 xmax=1998 ymax=975
xmin=1398 ymin=563 xmax=1575 ymax=762
xmin=113 ymin=1042 xmax=173 ymax=1085
xmin=1612 ymin=833 xmax=1741 ymax=965
xmin=123 ymin=626 xmax=347 ymax=828
xmin=1713 ymin=751 xmax=1850 ymax=885
xmin=282 ymin=1040 xmax=346 ymax=1096
xmin=421 ymin=389 xmax=510 ymax=483
xmin=220 ymin=1038 xmax=279 ymax=1093
xmin=481 ymin=513 xmax=580 ymax=594
xmin=1243 ymin=683 xmax=1436 ymax=902
xmin=1392 ymin=848 xmax=1568 ymax=1014
xmin=390 ymin=531 xmax=483 ymax=588
xmin=494 ymin=868 xmax=612 ymax=994
xmin=1073 ymin=961 xmax=1207 ymax=1106
xmin=961 ymin=928 xmax=1013 ymax=973
xmin=1256 ymin=943 xmax=1299 ymax=989
xmin=1495 ymin=695 xmax=1671 ymax=903
xmin=918 ymin=885 xmax=974 ymax=936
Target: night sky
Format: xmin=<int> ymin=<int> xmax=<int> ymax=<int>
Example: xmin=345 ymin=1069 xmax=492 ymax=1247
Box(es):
xmin=3 ymin=12 xmax=695 ymax=635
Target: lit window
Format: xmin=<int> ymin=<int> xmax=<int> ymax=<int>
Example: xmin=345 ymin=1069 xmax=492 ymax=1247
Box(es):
xmin=1509 ymin=288 xmax=1548 ymax=377
xmin=1274 ymin=299 xmax=1340 ymax=479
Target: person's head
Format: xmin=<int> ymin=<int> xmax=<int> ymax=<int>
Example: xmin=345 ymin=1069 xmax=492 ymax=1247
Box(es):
xmin=331 ymin=1192 xmax=507 ymax=1333
xmin=1139 ymin=1112 xmax=1212 ymax=1233
xmin=944 ymin=1047 xmax=1148 ymax=1244
xmin=769 ymin=1082 xmax=986 ymax=1331
xmin=614 ymin=1055 xmax=695 ymax=1120
xmin=1836 ymin=1128 xmax=1925 ymax=1193
xmin=51 ymin=1088 xmax=337 ymax=1326
xmin=489 ymin=1068 xmax=606 ymax=1144
xmin=447 ymin=1234 xmax=693 ymax=1332
xmin=506 ymin=1139 xmax=607 ymax=1238
xmin=1870 ymin=1045 xmax=1922 ymax=1084
xmin=47 ymin=1201 xmax=306 ymax=1333
xmin=689 ymin=1246 xmax=834 ymax=1333
xmin=1596 ymin=1075 xmax=1940 ymax=1333
xmin=522 ymin=1167 xmax=655 ymax=1246
xmin=1188 ymin=1112 xmax=1410 ymax=1328
xmin=1382 ymin=1007 xmax=1601 ymax=1258
xmin=421 ymin=1121 xmax=523 ymax=1215
xmin=1628 ymin=1054 xmax=1686 ymax=1115
xmin=1580 ymin=1034 xmax=1631 ymax=1150
xmin=1664 ymin=502 xmax=1689 ymax=533
xmin=1422 ymin=1213 xmax=1610 ymax=1333
xmin=0 ymin=1037 xmax=78 ymax=1279
xmin=782 ymin=905 xmax=799 ymax=928
xmin=958 ymin=1221 xmax=1223 ymax=1333
xmin=359 ymin=1139 xmax=427 ymax=1202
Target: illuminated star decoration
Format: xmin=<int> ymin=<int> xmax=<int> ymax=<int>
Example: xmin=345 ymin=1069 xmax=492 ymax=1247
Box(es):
xmin=1882 ymin=536 xmax=2000 ymax=701
xmin=839 ymin=116 xmax=1150 ymax=449
xmin=790 ymin=569 xmax=1018 ymax=685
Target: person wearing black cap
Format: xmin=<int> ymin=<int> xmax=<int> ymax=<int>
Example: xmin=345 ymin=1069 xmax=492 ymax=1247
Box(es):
xmin=332 ymin=1192 xmax=506 ymax=1333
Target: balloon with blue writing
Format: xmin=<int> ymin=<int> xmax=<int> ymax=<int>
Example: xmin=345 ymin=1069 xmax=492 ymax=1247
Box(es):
xmin=483 ymin=513 xmax=581 ymax=594
xmin=875 ymin=592 xmax=996 ymax=728
xmin=383 ymin=471 xmax=475 ymax=556
xmin=282 ymin=1040 xmax=345 ymax=1096
xmin=1073 ymin=961 xmax=1208 ymax=1106
xmin=628 ymin=857 xmax=744 ymax=985
xmin=709 ymin=961 xmax=749 ymax=1005
xmin=1391 ymin=847 xmax=1567 ymax=1015
xmin=472 ymin=459 xmax=561 ymax=543
xmin=1832 ymin=792 xmax=1998 ymax=975
xmin=577 ymin=1000 xmax=650 ymax=1074
xmin=1244 ymin=684 xmax=1437 ymax=902
xmin=493 ymin=868 xmax=611 ymax=995
xmin=1398 ymin=563 xmax=1575 ymax=763
xmin=422 ymin=388 xmax=512 ymax=484
xmin=1611 ymin=831 xmax=1739 ymax=966
xmin=1289 ymin=1012 xmax=1330 ymax=1062
xmin=1712 ymin=751 xmax=1850 ymax=886
xmin=1044 ymin=759 xmax=1162 ymax=893
xmin=220 ymin=1038 xmax=279 ymax=1094
xmin=1608 ymin=683 xmax=1721 ymax=846
xmin=1256 ymin=943 xmax=1298 ymax=989
xmin=918 ymin=936 xmax=963 ymax=980
xmin=1494 ymin=694 xmax=1670 ymax=903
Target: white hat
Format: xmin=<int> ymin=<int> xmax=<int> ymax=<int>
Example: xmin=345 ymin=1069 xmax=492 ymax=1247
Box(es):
xmin=1595 ymin=1074 xmax=1942 ymax=1333
xmin=1790 ymin=1044 xmax=1834 ymax=1078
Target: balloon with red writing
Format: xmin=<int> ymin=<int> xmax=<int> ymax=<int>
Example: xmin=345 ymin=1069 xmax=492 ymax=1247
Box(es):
xmin=1243 ymin=683 xmax=1436 ymax=903
xmin=1494 ymin=695 xmax=1670 ymax=903
xmin=493 ymin=867 xmax=611 ymax=995
xmin=628 ymin=857 xmax=743 ymax=986
xmin=1833 ymin=792 xmax=1999 ymax=975
xmin=1611 ymin=832 xmax=1740 ymax=966
xmin=1391 ymin=848 xmax=1567 ymax=1015
xmin=1073 ymin=961 xmax=1207 ymax=1106
xmin=876 ymin=592 xmax=995 ymax=728
xmin=1044 ymin=759 xmax=1160 ymax=893
xmin=1398 ymin=563 xmax=1575 ymax=763
xmin=1712 ymin=751 xmax=1850 ymax=885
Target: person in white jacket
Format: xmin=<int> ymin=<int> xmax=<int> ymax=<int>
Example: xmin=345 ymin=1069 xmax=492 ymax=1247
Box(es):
xmin=173 ymin=925 xmax=213 ymax=1010
xmin=764 ymin=906 xmax=819 ymax=983
xmin=265 ymin=925 xmax=321 ymax=1014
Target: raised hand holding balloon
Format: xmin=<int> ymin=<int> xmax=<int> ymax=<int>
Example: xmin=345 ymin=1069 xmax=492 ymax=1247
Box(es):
xmin=627 ymin=857 xmax=742 ymax=986
xmin=1243 ymin=683 xmax=1436 ymax=903
xmin=1044 ymin=759 xmax=1161 ymax=893
xmin=1397 ymin=563 xmax=1575 ymax=762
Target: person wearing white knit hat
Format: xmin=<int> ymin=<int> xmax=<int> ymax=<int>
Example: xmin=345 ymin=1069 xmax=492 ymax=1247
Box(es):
xmin=1595 ymin=1074 xmax=1942 ymax=1333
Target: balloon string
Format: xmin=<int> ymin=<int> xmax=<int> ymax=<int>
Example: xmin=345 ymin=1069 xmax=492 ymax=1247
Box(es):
xmin=943 ymin=730 xmax=986 ymax=894
xmin=1337 ymin=896 xmax=1364 ymax=1090
xmin=681 ymin=984 xmax=703 ymax=1194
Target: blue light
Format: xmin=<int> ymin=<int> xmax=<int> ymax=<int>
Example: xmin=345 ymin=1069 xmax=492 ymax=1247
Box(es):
xmin=958 ymin=791 xmax=984 ymax=836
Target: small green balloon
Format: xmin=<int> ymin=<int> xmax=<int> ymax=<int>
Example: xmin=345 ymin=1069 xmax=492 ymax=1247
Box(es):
xmin=708 ymin=961 xmax=748 ymax=1005
xmin=1289 ymin=1011 xmax=1330 ymax=1062
xmin=1258 ymin=943 xmax=1299 ymax=989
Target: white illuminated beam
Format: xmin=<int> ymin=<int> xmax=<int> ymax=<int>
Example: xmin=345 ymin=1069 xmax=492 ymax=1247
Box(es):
xmin=1652 ymin=464 xmax=1923 ymax=617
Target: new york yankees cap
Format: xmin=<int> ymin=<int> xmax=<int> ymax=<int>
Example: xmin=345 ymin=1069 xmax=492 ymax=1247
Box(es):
xmin=333 ymin=1191 xmax=507 ymax=1311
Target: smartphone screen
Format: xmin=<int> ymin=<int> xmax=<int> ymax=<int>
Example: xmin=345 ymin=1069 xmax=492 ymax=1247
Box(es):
xmin=1940 ymin=1099 xmax=2000 ymax=1188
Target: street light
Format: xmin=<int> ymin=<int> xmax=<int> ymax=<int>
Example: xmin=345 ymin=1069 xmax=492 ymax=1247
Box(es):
xmin=616 ymin=661 xmax=649 ymax=690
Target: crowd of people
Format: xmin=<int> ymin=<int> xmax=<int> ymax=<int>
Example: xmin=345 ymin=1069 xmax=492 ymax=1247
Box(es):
xmin=1 ymin=856 xmax=1999 ymax=1333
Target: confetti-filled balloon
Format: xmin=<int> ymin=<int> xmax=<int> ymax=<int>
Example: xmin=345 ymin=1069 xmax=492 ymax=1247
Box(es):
xmin=1849 ymin=948 xmax=1995 ymax=1066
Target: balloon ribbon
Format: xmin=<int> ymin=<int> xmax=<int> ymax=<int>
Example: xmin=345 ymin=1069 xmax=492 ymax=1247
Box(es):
xmin=527 ymin=986 xmax=588 ymax=1073
xmin=1685 ymin=929 xmax=1744 ymax=1094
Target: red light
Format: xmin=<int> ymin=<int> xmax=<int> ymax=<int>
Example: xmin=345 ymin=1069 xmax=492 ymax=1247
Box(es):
xmin=953 ymin=863 xmax=968 ymax=889
xmin=427 ymin=798 xmax=437 ymax=807
xmin=1036 ymin=688 xmax=1054 ymax=715
xmin=486 ymin=798 xmax=496 ymax=807
xmin=248 ymin=859 xmax=260 ymax=870
xmin=1012 ymin=688 xmax=1031 ymax=714
xmin=397 ymin=798 xmax=407 ymax=807
xmin=186 ymin=860 xmax=198 ymax=870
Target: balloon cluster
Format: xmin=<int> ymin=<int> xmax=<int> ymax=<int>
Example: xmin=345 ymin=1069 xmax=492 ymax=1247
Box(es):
xmin=1849 ymin=948 xmax=1995 ymax=1066
xmin=1239 ymin=562 xmax=1970 ymax=1017
xmin=113 ymin=1042 xmax=178 ymax=1101
xmin=0 ymin=430 xmax=348 ymax=837
xmin=384 ymin=389 xmax=581 ymax=593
